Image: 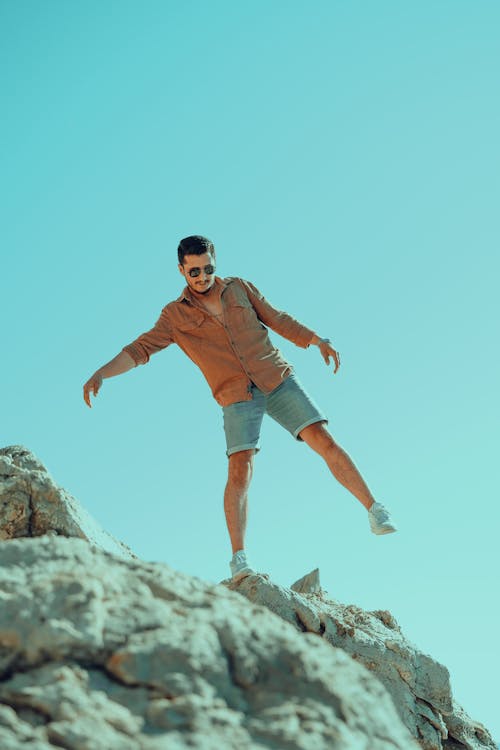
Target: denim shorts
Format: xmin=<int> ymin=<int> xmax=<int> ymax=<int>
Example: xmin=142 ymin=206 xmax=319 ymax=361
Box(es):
xmin=222 ymin=372 xmax=328 ymax=457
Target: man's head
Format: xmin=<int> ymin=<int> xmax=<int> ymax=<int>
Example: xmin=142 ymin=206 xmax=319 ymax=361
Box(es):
xmin=177 ymin=235 xmax=217 ymax=295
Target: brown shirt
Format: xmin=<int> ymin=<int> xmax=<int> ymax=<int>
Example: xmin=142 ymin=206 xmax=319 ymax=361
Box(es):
xmin=122 ymin=276 xmax=317 ymax=407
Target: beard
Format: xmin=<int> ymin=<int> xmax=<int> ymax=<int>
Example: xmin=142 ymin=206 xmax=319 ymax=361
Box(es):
xmin=190 ymin=279 xmax=214 ymax=295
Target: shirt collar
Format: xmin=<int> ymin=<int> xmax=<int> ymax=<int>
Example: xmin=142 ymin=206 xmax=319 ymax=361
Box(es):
xmin=176 ymin=275 xmax=228 ymax=303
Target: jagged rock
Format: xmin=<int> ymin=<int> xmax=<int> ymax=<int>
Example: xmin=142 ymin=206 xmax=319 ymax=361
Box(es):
xmin=0 ymin=447 xmax=496 ymax=750
xmin=0 ymin=536 xmax=417 ymax=750
xmin=224 ymin=574 xmax=496 ymax=750
xmin=291 ymin=568 xmax=322 ymax=594
xmin=0 ymin=445 xmax=137 ymax=560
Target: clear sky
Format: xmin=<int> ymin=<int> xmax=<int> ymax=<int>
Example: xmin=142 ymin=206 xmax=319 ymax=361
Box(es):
xmin=2 ymin=0 xmax=499 ymax=741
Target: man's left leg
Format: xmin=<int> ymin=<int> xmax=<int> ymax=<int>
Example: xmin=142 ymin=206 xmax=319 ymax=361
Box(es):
xmin=266 ymin=373 xmax=397 ymax=533
xmin=298 ymin=421 xmax=398 ymax=533
xmin=298 ymin=421 xmax=376 ymax=510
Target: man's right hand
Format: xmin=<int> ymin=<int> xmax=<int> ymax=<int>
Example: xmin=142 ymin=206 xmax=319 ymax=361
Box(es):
xmin=83 ymin=372 xmax=103 ymax=408
xmin=83 ymin=351 xmax=136 ymax=408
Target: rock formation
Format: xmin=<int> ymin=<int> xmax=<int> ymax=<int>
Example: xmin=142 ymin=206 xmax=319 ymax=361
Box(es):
xmin=0 ymin=445 xmax=496 ymax=750
xmin=0 ymin=445 xmax=137 ymax=560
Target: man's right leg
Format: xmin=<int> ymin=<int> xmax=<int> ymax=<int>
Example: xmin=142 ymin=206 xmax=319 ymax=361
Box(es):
xmin=224 ymin=449 xmax=255 ymax=554
xmin=222 ymin=385 xmax=265 ymax=558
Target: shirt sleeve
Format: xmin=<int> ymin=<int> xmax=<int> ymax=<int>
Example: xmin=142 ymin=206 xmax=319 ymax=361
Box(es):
xmin=121 ymin=306 xmax=174 ymax=365
xmin=239 ymin=279 xmax=316 ymax=349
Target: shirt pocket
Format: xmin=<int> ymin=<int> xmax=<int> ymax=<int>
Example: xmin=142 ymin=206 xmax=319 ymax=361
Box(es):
xmin=174 ymin=314 xmax=206 ymax=336
xmin=228 ymin=298 xmax=260 ymax=330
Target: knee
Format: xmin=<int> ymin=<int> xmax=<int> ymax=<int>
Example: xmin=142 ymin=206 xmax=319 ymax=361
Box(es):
xmin=228 ymin=449 xmax=254 ymax=487
xmin=300 ymin=422 xmax=337 ymax=456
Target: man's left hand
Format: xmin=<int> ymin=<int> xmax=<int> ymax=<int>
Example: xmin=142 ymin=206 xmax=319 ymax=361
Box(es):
xmin=313 ymin=337 xmax=340 ymax=373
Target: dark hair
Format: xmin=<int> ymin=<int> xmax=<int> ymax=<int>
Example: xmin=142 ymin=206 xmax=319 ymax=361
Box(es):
xmin=177 ymin=235 xmax=215 ymax=265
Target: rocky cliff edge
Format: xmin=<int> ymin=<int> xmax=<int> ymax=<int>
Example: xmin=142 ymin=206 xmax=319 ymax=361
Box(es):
xmin=0 ymin=445 xmax=495 ymax=750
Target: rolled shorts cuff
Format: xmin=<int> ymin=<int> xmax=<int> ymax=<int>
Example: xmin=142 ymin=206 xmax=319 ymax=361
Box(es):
xmin=226 ymin=442 xmax=261 ymax=458
xmin=293 ymin=416 xmax=328 ymax=441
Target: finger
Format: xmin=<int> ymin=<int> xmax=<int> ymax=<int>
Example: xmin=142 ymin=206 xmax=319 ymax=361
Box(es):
xmin=326 ymin=348 xmax=336 ymax=368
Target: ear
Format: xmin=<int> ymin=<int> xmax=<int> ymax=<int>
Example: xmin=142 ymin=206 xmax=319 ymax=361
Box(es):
xmin=178 ymin=263 xmax=185 ymax=277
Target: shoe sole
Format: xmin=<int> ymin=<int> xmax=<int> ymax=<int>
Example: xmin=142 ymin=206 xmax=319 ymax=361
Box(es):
xmin=372 ymin=526 xmax=398 ymax=535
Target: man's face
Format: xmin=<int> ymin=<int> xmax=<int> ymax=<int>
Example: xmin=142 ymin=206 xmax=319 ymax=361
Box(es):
xmin=178 ymin=252 xmax=216 ymax=295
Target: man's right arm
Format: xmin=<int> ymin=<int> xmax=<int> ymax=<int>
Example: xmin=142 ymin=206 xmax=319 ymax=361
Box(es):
xmin=83 ymin=306 xmax=173 ymax=408
xmin=83 ymin=350 xmax=136 ymax=408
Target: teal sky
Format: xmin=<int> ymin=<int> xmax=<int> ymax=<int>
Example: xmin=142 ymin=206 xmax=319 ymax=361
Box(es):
xmin=2 ymin=0 xmax=499 ymax=741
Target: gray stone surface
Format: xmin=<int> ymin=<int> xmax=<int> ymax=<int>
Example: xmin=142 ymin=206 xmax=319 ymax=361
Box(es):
xmin=0 ymin=536 xmax=416 ymax=750
xmin=222 ymin=574 xmax=495 ymax=750
xmin=0 ymin=445 xmax=496 ymax=750
xmin=0 ymin=445 xmax=137 ymax=560
xmin=291 ymin=567 xmax=321 ymax=594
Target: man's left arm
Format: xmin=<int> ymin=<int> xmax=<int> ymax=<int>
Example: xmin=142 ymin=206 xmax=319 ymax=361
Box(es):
xmin=241 ymin=279 xmax=341 ymax=374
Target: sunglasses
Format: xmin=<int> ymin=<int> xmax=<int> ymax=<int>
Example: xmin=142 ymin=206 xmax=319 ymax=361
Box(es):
xmin=186 ymin=264 xmax=215 ymax=278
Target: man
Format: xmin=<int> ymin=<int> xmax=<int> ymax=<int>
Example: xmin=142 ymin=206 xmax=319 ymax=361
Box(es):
xmin=83 ymin=235 xmax=397 ymax=582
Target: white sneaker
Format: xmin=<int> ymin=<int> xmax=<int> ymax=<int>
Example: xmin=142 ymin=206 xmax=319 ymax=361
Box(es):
xmin=368 ymin=502 xmax=398 ymax=535
xmin=230 ymin=550 xmax=254 ymax=582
